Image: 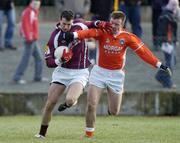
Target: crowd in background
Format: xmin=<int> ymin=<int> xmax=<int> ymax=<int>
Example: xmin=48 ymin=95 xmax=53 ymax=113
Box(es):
xmin=0 ymin=0 xmax=179 ymax=89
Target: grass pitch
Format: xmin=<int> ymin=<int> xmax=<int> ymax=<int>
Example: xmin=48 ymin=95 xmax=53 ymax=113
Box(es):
xmin=0 ymin=115 xmax=180 ymax=143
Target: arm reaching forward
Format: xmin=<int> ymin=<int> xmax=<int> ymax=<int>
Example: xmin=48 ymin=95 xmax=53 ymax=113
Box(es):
xmin=62 ymin=28 xmax=105 ymax=43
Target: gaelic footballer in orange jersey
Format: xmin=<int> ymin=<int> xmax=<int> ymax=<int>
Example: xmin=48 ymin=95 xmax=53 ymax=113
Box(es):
xmin=74 ymin=28 xmax=160 ymax=70
xmin=64 ymin=11 xmax=171 ymax=138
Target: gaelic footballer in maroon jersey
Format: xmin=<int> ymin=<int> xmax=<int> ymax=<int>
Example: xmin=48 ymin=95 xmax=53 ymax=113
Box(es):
xmin=45 ymin=18 xmax=104 ymax=69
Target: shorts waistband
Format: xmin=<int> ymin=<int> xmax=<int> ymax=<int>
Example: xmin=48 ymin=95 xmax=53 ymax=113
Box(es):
xmin=94 ymin=65 xmax=124 ymax=73
xmin=57 ymin=66 xmax=89 ymax=72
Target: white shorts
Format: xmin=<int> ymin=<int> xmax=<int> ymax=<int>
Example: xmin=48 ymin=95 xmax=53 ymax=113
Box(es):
xmin=52 ymin=66 xmax=89 ymax=87
xmin=89 ymin=65 xmax=125 ymax=94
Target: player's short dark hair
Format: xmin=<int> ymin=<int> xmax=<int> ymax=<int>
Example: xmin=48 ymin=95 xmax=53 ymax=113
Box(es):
xmin=60 ymin=10 xmax=74 ymax=21
xmin=110 ymin=11 xmax=126 ymax=22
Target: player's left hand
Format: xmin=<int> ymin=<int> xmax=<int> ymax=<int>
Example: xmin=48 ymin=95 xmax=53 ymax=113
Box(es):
xmin=159 ymin=64 xmax=172 ymax=77
xmin=61 ymin=48 xmax=73 ymax=63
xmin=96 ymin=21 xmax=113 ymax=33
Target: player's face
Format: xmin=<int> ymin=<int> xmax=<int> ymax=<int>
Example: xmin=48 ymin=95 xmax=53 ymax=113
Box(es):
xmin=110 ymin=18 xmax=124 ymax=35
xmin=60 ymin=18 xmax=73 ymax=32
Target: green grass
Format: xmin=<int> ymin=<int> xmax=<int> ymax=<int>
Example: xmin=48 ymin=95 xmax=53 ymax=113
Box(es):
xmin=0 ymin=115 xmax=180 ymax=143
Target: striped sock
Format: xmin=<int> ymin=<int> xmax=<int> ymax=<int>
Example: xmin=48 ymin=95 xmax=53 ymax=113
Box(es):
xmin=85 ymin=127 xmax=95 ymax=138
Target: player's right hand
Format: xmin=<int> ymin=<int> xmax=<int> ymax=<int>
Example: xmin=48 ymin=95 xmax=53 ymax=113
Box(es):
xmin=159 ymin=64 xmax=172 ymax=77
xmin=61 ymin=48 xmax=73 ymax=63
xmin=63 ymin=32 xmax=74 ymax=44
xmin=96 ymin=21 xmax=113 ymax=33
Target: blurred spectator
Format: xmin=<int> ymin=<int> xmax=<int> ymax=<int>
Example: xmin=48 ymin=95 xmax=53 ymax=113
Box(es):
xmin=151 ymin=0 xmax=169 ymax=51
xmin=0 ymin=0 xmax=16 ymax=51
xmin=119 ymin=0 xmax=142 ymax=38
xmin=90 ymin=0 xmax=113 ymax=21
xmin=155 ymin=0 xmax=179 ymax=89
xmin=54 ymin=0 xmax=91 ymax=18
xmin=74 ymin=13 xmax=83 ymax=19
xmin=88 ymin=0 xmax=114 ymax=63
xmin=12 ymin=0 xmax=47 ymax=84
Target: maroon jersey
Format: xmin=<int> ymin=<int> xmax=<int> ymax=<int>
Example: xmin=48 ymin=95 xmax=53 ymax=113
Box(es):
xmin=44 ymin=20 xmax=96 ymax=69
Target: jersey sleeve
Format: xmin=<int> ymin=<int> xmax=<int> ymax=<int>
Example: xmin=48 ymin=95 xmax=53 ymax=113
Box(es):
xmin=128 ymin=33 xmax=160 ymax=68
xmin=44 ymin=30 xmax=59 ymax=68
xmin=84 ymin=21 xmax=97 ymax=28
xmin=76 ymin=28 xmax=104 ymax=40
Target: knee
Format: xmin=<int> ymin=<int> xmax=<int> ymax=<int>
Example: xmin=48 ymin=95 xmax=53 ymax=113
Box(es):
xmin=108 ymin=108 xmax=119 ymax=116
xmin=44 ymin=100 xmax=57 ymax=112
xmin=66 ymin=97 xmax=76 ymax=107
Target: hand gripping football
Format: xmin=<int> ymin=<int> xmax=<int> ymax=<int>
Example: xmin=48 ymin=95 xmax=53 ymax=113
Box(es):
xmin=54 ymin=46 xmax=69 ymax=59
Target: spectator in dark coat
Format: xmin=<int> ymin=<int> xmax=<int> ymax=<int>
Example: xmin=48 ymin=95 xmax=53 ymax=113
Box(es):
xmin=151 ymin=0 xmax=169 ymax=51
xmin=89 ymin=0 xmax=114 ymax=64
xmin=155 ymin=0 xmax=179 ymax=88
xmin=119 ymin=0 xmax=142 ymax=38
xmin=54 ymin=0 xmax=91 ymax=18
xmin=90 ymin=0 xmax=113 ymax=21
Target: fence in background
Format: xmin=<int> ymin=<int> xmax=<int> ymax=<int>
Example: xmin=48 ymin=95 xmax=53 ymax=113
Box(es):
xmin=0 ymin=91 xmax=180 ymax=116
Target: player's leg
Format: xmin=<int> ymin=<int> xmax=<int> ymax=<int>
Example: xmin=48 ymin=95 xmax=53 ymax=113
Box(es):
xmin=107 ymin=87 xmax=123 ymax=115
xmin=66 ymin=82 xmax=83 ymax=105
xmin=58 ymin=82 xmax=83 ymax=111
xmin=37 ymin=83 xmax=66 ymax=138
xmin=84 ymin=65 xmax=106 ymax=138
xmin=106 ymin=69 xmax=125 ymax=115
xmin=58 ymin=68 xmax=89 ymax=112
xmin=85 ymin=84 xmax=102 ymax=138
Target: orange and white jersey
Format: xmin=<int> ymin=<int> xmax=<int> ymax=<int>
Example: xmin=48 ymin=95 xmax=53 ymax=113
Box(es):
xmin=75 ymin=29 xmax=160 ymax=70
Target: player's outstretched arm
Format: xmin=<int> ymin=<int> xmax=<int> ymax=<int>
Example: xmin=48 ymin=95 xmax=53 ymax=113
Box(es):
xmin=128 ymin=33 xmax=171 ymax=76
xmin=73 ymin=28 xmax=103 ymax=40
xmin=135 ymin=44 xmax=172 ymax=77
xmin=63 ymin=29 xmax=103 ymax=43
